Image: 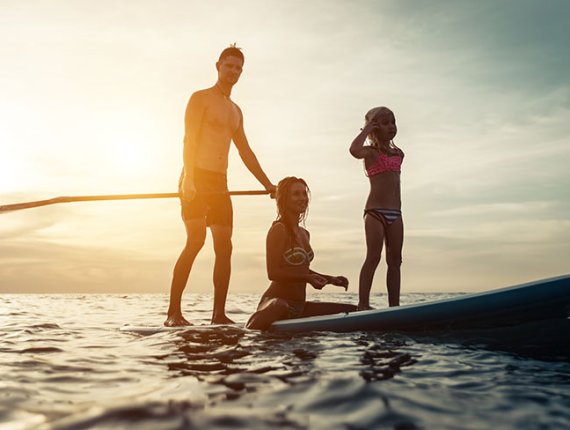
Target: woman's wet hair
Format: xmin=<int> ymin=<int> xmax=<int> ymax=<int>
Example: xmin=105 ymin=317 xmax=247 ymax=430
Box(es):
xmin=275 ymin=176 xmax=310 ymax=225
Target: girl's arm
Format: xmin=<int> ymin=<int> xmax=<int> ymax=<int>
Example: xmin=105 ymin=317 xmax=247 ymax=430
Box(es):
xmin=349 ymin=122 xmax=377 ymax=159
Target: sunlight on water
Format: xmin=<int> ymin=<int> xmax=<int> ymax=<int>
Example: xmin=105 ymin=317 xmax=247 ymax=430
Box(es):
xmin=0 ymin=293 xmax=569 ymax=429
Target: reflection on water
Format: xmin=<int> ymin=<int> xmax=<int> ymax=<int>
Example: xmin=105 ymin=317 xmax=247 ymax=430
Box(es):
xmin=1 ymin=293 xmax=569 ymax=430
xmin=358 ymin=339 xmax=418 ymax=382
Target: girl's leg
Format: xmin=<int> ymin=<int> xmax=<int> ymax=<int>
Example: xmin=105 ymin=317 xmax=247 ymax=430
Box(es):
xmin=358 ymin=214 xmax=386 ymax=310
xmin=385 ymin=216 xmax=404 ymax=306
xmin=302 ymin=301 xmax=357 ymax=317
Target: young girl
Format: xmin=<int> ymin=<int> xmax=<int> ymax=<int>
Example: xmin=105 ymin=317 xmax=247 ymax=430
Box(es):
xmin=349 ymin=107 xmax=404 ymax=309
xmin=246 ymin=177 xmax=356 ymax=330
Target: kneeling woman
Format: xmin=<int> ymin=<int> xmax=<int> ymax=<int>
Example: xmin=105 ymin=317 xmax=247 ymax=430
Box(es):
xmin=246 ymin=177 xmax=356 ymax=330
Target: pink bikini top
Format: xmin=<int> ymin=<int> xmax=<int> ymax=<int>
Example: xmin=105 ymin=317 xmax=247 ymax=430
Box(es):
xmin=365 ymin=149 xmax=403 ymax=177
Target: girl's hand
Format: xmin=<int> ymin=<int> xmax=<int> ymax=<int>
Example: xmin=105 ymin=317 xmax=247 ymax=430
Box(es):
xmin=330 ymin=276 xmax=349 ymax=290
xmin=363 ymin=121 xmax=379 ymax=133
xmin=309 ymin=274 xmax=328 ymax=290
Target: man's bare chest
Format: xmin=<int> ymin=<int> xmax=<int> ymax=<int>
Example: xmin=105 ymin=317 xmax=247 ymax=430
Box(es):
xmin=203 ymin=100 xmax=240 ymax=135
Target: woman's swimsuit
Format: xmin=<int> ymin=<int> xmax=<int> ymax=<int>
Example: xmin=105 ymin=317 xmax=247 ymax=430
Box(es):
xmin=283 ymin=246 xmax=314 ymax=266
xmin=258 ymin=224 xmax=314 ymax=319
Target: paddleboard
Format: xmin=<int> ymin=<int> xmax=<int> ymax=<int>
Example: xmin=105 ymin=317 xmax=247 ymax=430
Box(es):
xmin=271 ymin=274 xmax=570 ymax=333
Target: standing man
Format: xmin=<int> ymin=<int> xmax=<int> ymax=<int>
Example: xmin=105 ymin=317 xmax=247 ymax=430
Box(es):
xmin=165 ymin=45 xmax=275 ymax=326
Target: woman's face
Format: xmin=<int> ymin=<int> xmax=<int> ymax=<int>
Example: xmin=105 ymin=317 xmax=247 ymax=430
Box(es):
xmin=286 ymin=182 xmax=309 ymax=215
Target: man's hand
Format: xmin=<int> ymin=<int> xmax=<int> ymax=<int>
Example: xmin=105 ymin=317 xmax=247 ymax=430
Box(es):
xmin=266 ymin=183 xmax=277 ymax=199
xmin=181 ymin=175 xmax=197 ymax=202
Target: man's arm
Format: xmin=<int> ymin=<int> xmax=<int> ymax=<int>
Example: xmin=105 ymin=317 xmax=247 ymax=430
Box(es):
xmin=232 ymin=106 xmax=275 ymax=193
xmin=181 ymin=92 xmax=206 ymax=201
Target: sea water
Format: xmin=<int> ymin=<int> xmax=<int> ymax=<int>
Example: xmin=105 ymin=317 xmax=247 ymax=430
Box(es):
xmin=1 ymin=293 xmax=569 ymax=429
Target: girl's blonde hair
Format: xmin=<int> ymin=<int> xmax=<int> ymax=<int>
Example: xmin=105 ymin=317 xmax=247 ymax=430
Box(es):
xmin=364 ymin=106 xmax=393 ymax=147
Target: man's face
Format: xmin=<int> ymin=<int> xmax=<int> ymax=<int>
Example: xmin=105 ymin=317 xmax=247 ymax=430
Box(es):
xmin=217 ymin=55 xmax=244 ymax=85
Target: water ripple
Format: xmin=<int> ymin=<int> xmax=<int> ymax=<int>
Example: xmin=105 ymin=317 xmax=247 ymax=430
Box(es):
xmin=1 ymin=293 xmax=569 ymax=430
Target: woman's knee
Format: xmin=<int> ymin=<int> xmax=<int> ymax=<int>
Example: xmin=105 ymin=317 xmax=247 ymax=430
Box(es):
xmin=269 ymin=298 xmax=289 ymax=316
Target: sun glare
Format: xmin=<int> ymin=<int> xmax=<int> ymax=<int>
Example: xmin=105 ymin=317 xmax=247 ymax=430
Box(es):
xmin=0 ymin=154 xmax=29 ymax=194
xmin=112 ymin=142 xmax=152 ymax=177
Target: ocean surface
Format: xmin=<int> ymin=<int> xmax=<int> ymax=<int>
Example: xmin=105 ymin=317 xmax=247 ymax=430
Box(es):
xmin=1 ymin=292 xmax=569 ymax=430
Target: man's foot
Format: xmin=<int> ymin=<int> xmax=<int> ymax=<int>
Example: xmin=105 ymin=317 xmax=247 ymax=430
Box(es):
xmin=356 ymin=304 xmax=374 ymax=311
xmin=164 ymin=314 xmax=192 ymax=327
xmin=211 ymin=314 xmax=235 ymax=325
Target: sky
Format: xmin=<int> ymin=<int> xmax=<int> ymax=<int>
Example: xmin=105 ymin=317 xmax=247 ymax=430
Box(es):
xmin=1 ymin=0 xmax=569 ymax=295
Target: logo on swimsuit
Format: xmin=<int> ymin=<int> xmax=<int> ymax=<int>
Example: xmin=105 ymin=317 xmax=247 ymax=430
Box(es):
xmin=283 ymin=247 xmax=313 ymax=266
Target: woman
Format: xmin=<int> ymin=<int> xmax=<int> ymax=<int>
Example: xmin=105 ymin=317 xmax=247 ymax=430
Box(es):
xmin=349 ymin=106 xmax=404 ymax=309
xmin=246 ymin=177 xmax=356 ymax=330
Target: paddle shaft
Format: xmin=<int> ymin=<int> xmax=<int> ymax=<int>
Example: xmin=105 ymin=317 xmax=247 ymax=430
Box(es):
xmin=0 ymin=190 xmax=270 ymax=213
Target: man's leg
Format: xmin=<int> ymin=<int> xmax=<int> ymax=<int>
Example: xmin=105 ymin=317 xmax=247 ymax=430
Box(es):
xmin=164 ymin=218 xmax=207 ymax=326
xmin=210 ymin=224 xmax=234 ymax=324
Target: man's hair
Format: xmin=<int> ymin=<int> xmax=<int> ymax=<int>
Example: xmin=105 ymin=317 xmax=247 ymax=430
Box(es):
xmin=218 ymin=44 xmax=245 ymax=64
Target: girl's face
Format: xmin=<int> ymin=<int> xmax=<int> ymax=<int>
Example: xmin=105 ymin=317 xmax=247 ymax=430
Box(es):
xmin=287 ymin=182 xmax=309 ymax=215
xmin=370 ymin=110 xmax=397 ymax=144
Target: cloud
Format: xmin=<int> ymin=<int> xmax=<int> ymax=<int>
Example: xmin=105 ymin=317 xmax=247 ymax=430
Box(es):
xmin=2 ymin=0 xmax=569 ymax=293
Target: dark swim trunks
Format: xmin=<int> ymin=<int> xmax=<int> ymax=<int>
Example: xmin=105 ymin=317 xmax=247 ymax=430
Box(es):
xmin=180 ymin=167 xmax=233 ymax=227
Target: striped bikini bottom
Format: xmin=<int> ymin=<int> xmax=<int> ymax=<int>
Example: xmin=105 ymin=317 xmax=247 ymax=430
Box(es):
xmin=364 ymin=208 xmax=402 ymax=226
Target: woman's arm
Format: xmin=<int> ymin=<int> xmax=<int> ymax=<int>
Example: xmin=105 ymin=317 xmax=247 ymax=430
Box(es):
xmin=309 ymin=270 xmax=349 ymax=290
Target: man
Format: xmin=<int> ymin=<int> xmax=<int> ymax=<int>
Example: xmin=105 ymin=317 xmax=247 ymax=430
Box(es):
xmin=165 ymin=46 xmax=275 ymax=326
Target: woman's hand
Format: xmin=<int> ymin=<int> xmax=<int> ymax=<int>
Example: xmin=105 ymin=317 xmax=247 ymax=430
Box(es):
xmin=329 ymin=276 xmax=349 ymax=291
xmin=308 ymin=273 xmax=328 ymax=290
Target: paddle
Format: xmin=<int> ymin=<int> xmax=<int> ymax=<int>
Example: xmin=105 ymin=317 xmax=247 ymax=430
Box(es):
xmin=0 ymin=190 xmax=270 ymax=213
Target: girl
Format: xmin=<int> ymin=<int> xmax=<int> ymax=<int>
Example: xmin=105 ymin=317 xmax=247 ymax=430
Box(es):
xmin=246 ymin=177 xmax=356 ymax=330
xmin=349 ymin=107 xmax=404 ymax=309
